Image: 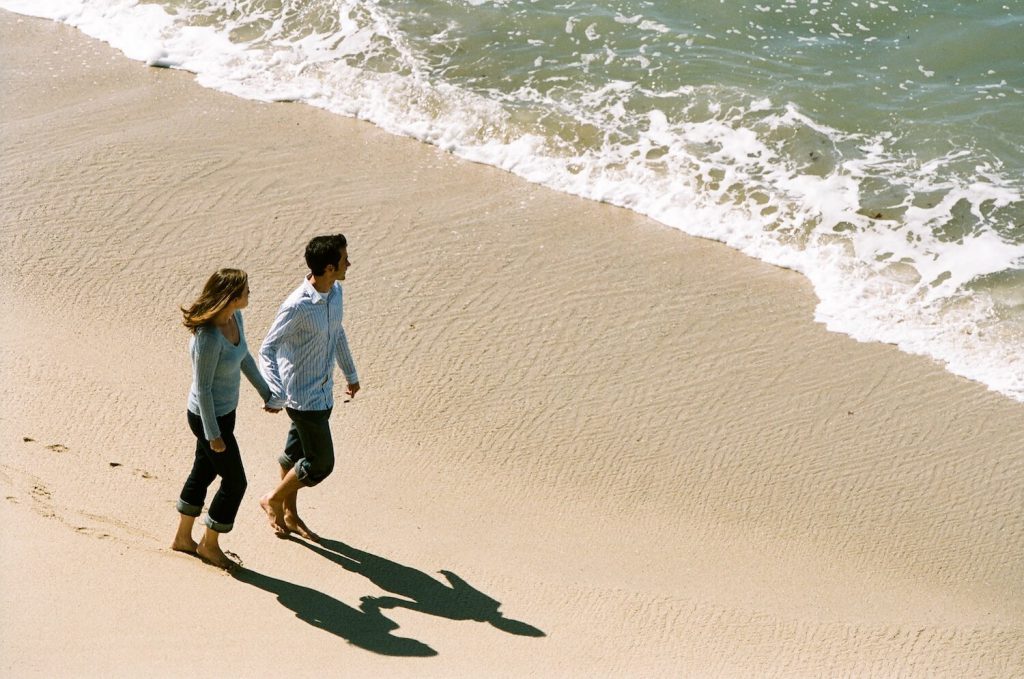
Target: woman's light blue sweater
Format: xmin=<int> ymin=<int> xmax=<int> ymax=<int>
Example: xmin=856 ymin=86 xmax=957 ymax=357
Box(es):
xmin=187 ymin=311 xmax=272 ymax=440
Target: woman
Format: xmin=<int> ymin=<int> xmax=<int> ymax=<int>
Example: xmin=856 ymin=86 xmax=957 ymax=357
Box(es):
xmin=172 ymin=268 xmax=279 ymax=569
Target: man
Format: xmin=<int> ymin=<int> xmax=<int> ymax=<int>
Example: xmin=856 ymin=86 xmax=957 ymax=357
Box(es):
xmin=258 ymin=234 xmax=360 ymax=540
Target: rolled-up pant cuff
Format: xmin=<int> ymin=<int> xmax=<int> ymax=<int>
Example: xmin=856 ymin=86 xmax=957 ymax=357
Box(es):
xmin=295 ymin=460 xmax=329 ymax=487
xmin=279 ymin=456 xmax=331 ymax=486
xmin=203 ymin=515 xmax=234 ymax=533
xmin=176 ymin=498 xmax=202 ymax=517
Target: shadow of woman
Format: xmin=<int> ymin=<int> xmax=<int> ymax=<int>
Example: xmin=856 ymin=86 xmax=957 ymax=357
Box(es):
xmin=293 ymin=536 xmax=545 ymax=638
xmin=231 ymin=566 xmax=437 ymax=657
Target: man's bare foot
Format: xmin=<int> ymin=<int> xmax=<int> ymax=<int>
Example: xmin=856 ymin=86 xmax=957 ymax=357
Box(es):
xmin=283 ymin=511 xmax=320 ymax=542
xmin=171 ymin=537 xmax=198 ymax=554
xmin=197 ymin=539 xmax=238 ymax=570
xmin=259 ymin=494 xmax=290 ymax=538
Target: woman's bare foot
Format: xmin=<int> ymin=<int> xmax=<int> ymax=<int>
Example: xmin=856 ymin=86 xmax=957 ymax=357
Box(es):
xmin=172 ymin=514 xmax=198 ymax=553
xmin=259 ymin=494 xmax=290 ymax=538
xmin=171 ymin=536 xmax=198 ymax=553
xmin=283 ymin=511 xmax=319 ymax=542
xmin=197 ymin=538 xmax=238 ymax=570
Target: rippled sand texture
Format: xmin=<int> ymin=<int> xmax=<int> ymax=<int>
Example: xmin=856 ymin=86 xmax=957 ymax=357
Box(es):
xmin=2 ymin=11 xmax=1022 ymax=678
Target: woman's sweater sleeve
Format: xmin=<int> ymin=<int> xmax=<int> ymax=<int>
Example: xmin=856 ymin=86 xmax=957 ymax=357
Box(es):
xmin=241 ymin=352 xmax=272 ymax=403
xmin=237 ymin=312 xmax=273 ymax=403
xmin=193 ymin=329 xmax=222 ymax=441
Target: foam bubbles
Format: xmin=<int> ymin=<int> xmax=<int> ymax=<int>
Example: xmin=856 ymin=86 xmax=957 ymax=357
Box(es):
xmin=5 ymin=0 xmax=1023 ymax=401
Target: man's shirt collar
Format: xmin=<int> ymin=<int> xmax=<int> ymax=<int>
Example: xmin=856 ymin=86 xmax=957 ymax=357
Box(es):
xmin=302 ymin=276 xmax=333 ymax=304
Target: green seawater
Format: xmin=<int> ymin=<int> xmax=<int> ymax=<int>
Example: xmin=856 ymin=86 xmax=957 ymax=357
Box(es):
xmin=35 ymin=0 xmax=1024 ymax=398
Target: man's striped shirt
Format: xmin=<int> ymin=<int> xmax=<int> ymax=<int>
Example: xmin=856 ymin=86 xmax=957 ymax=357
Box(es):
xmin=260 ymin=277 xmax=358 ymax=411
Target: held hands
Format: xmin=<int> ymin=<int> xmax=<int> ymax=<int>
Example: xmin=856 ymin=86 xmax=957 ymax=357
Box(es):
xmin=264 ymin=396 xmax=284 ymax=414
xmin=210 ymin=437 xmax=226 ymax=453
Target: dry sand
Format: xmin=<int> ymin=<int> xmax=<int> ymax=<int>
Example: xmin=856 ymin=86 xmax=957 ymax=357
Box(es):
xmin=1 ymin=10 xmax=1022 ymax=678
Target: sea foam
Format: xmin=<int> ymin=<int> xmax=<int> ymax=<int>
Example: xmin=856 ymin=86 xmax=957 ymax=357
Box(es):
xmin=4 ymin=0 xmax=1022 ymax=401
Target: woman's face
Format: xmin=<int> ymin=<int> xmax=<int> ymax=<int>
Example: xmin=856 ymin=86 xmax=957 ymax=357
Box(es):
xmin=234 ymin=283 xmax=250 ymax=310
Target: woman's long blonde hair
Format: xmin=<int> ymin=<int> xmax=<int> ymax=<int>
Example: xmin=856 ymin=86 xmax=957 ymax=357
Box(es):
xmin=181 ymin=268 xmax=248 ymax=333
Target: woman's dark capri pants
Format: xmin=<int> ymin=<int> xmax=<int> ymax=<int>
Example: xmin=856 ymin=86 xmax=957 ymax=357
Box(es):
xmin=177 ymin=409 xmax=247 ymax=533
xmin=278 ymin=407 xmax=334 ymax=486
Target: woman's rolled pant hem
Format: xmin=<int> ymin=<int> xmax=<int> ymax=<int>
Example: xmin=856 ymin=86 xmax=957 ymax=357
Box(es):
xmin=203 ymin=515 xmax=234 ymax=533
xmin=176 ymin=499 xmax=202 ymax=517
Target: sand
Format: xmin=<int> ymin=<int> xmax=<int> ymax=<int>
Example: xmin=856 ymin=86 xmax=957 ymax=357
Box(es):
xmin=1 ymin=10 xmax=1022 ymax=678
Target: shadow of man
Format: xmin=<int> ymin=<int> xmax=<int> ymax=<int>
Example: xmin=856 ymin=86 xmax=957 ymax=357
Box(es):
xmin=294 ymin=536 xmax=545 ymax=638
xmin=231 ymin=566 xmax=437 ymax=657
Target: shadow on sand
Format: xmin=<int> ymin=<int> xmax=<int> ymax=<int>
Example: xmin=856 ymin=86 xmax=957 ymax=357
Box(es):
xmin=231 ymin=566 xmax=437 ymax=657
xmin=295 ymin=536 xmax=545 ymax=638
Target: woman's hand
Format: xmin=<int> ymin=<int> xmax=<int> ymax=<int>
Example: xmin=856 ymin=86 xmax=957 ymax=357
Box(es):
xmin=210 ymin=437 xmax=226 ymax=453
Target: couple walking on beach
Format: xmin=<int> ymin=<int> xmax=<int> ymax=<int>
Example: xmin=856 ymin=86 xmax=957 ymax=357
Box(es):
xmin=171 ymin=234 xmax=359 ymax=569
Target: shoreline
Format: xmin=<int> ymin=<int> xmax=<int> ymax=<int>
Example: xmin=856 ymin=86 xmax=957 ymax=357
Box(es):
xmin=2 ymin=10 xmax=1023 ymax=677
xmin=4 ymin=2 xmax=1022 ymax=407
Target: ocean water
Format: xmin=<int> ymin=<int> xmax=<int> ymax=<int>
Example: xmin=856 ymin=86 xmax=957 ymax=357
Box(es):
xmin=5 ymin=0 xmax=1023 ymax=400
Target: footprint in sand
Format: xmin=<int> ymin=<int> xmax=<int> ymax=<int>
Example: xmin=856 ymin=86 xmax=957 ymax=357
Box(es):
xmin=21 ymin=438 xmax=68 ymax=453
xmin=29 ymin=483 xmax=55 ymax=518
xmin=135 ymin=469 xmax=156 ymax=479
xmin=74 ymin=526 xmax=112 ymax=539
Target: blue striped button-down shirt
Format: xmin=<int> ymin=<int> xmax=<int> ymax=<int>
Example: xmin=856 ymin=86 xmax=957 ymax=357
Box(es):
xmin=259 ymin=277 xmax=359 ymax=411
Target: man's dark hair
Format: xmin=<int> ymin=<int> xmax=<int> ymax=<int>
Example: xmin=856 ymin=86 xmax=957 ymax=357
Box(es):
xmin=305 ymin=234 xmax=348 ymax=276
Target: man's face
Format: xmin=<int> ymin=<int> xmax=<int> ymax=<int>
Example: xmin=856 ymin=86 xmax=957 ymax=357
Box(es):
xmin=334 ymin=247 xmax=350 ymax=282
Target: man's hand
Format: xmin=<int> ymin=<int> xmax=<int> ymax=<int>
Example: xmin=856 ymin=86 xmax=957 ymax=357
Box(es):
xmin=210 ymin=437 xmax=226 ymax=453
xmin=346 ymin=382 xmax=361 ymax=399
xmin=263 ymin=406 xmax=281 ymax=413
